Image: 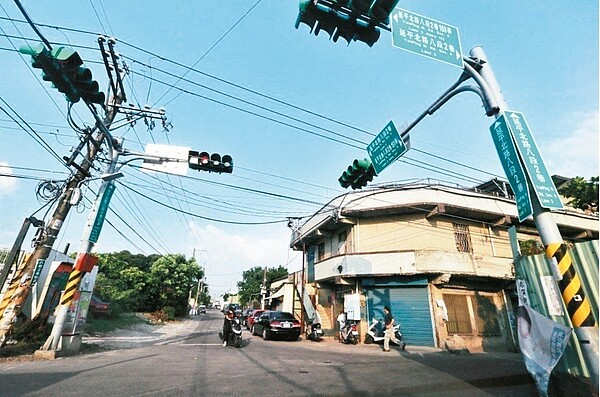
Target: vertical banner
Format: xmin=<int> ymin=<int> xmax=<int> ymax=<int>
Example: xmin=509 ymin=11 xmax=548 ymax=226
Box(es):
xmin=517 ymin=282 xmax=572 ymax=396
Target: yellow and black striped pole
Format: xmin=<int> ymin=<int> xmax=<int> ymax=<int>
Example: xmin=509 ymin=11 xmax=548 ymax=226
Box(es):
xmin=59 ymin=269 xmax=84 ymax=309
xmin=546 ymin=242 xmax=595 ymax=327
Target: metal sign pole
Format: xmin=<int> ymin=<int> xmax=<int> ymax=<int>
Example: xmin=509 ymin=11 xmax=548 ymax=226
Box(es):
xmin=470 ymin=46 xmax=598 ymax=387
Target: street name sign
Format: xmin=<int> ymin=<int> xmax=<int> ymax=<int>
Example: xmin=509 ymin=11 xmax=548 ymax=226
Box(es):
xmin=367 ymin=120 xmax=408 ymax=175
xmin=89 ymin=182 xmax=116 ymax=243
xmin=503 ymin=111 xmax=563 ymax=210
xmin=390 ymin=8 xmax=463 ymax=68
xmin=490 ymin=116 xmax=533 ymax=221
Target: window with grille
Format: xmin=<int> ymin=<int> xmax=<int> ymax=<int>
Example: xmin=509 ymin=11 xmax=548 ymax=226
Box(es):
xmin=453 ymin=223 xmax=473 ymax=253
xmin=317 ymin=243 xmax=325 ymax=261
xmin=443 ymin=294 xmax=472 ymax=334
xmin=471 ymin=294 xmax=501 ymax=336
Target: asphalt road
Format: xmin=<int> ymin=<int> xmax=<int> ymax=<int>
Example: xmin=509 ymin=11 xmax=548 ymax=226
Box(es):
xmin=0 ymin=309 xmax=538 ymax=396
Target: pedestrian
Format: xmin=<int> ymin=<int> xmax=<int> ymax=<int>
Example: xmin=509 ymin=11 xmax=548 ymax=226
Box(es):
xmin=383 ymin=306 xmax=401 ymax=352
xmin=337 ymin=310 xmax=346 ymax=343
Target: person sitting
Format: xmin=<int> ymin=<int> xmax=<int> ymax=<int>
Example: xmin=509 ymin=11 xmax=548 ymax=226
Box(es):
xmin=222 ymin=309 xmax=234 ymax=347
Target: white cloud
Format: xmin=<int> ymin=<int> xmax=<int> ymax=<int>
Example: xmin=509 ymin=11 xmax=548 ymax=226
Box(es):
xmin=186 ymin=221 xmax=301 ymax=299
xmin=0 ymin=162 xmax=17 ymax=194
xmin=544 ymin=111 xmax=599 ymax=178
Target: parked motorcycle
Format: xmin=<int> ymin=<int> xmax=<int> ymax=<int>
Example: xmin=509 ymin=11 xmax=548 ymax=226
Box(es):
xmin=307 ymin=322 xmax=324 ymax=342
xmin=364 ymin=318 xmax=405 ymax=350
xmin=340 ymin=321 xmax=359 ymax=345
xmin=219 ymin=316 xmax=243 ymax=348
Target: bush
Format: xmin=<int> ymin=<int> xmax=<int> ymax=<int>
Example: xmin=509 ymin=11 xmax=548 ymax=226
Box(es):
xmin=162 ymin=306 xmax=176 ymax=321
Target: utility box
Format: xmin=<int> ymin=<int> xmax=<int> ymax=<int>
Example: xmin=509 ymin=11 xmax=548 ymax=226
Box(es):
xmin=344 ymin=293 xmax=361 ymax=321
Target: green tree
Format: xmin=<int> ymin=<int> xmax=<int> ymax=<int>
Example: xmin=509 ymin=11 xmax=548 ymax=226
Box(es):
xmin=94 ymin=253 xmax=149 ymax=315
xmin=559 ymin=176 xmax=599 ymax=212
xmin=145 ymin=254 xmax=203 ymax=316
xmin=237 ymin=266 xmax=288 ymax=306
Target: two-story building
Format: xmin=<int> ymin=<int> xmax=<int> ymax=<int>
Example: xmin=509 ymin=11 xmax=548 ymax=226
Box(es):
xmin=290 ymin=180 xmax=598 ymax=351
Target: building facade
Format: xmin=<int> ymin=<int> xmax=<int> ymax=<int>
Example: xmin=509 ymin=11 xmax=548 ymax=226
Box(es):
xmin=290 ymin=181 xmax=598 ymax=351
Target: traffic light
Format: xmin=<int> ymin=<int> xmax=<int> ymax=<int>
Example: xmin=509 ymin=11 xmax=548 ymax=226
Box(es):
xmin=338 ymin=158 xmax=377 ymax=189
xmin=19 ymin=44 xmax=105 ymax=105
xmin=368 ymin=0 xmax=400 ymax=24
xmin=72 ymin=65 xmax=106 ymax=105
xmin=19 ymin=44 xmax=79 ymax=103
xmin=295 ymin=0 xmax=397 ymax=47
xmin=188 ymin=151 xmax=233 ymax=174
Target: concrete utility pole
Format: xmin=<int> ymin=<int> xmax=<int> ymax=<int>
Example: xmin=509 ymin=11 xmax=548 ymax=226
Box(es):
xmin=0 ymin=127 xmax=110 ymax=347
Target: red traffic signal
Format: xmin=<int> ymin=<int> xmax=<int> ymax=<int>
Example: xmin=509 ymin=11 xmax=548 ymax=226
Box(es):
xmin=188 ymin=151 xmax=233 ymax=174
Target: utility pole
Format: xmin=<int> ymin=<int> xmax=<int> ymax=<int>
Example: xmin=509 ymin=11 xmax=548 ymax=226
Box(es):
xmin=0 ymin=127 xmax=110 ymax=347
xmin=261 ymin=267 xmax=267 ymax=310
xmin=0 ymin=34 xmax=124 ymax=348
xmin=0 ymin=216 xmax=42 ymax=290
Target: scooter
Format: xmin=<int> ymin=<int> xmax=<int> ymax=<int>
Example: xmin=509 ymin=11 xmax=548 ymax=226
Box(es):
xmin=340 ymin=321 xmax=359 ymax=345
xmin=219 ymin=317 xmax=243 ymax=348
xmin=364 ymin=318 xmax=406 ymax=350
xmin=307 ymin=322 xmax=324 ymax=342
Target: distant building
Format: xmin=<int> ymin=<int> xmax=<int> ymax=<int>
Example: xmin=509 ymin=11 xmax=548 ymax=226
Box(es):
xmin=290 ymin=180 xmax=598 ymax=351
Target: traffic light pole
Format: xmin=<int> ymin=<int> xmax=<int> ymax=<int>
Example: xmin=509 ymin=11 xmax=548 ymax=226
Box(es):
xmin=395 ymin=44 xmax=598 ymax=386
xmin=469 ymin=46 xmax=598 ymax=387
xmin=36 ymin=104 xmax=121 ymax=357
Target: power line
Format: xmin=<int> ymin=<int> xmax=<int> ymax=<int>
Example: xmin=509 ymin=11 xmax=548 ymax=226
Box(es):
xmin=157 ymin=0 xmax=264 ymax=107
xmin=0 ymin=96 xmax=70 ymax=169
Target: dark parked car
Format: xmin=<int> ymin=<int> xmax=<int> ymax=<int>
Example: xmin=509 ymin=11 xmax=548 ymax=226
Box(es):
xmin=241 ymin=309 xmax=254 ymax=326
xmin=247 ymin=309 xmax=265 ymax=330
xmin=89 ymin=295 xmax=110 ymax=317
xmin=252 ymin=310 xmax=300 ymax=341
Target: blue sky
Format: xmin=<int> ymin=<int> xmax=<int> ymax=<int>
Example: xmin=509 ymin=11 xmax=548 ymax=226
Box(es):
xmin=0 ymin=1 xmax=598 ymax=299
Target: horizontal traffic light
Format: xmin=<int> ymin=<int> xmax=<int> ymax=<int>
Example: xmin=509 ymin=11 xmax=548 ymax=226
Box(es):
xmin=189 ymin=151 xmax=233 ymax=174
xmin=338 ymin=158 xmax=377 ymax=189
xmin=295 ymin=0 xmax=397 ymax=47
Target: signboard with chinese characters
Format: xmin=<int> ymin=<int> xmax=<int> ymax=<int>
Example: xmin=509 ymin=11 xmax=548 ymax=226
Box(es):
xmin=503 ymin=111 xmax=563 ymax=210
xmin=391 ymin=8 xmax=463 ymax=67
xmin=490 ymin=116 xmax=533 ymax=221
xmin=367 ymin=120 xmax=408 ymax=175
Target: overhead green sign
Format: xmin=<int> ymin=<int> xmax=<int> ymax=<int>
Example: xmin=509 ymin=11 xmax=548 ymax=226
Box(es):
xmin=390 ymin=8 xmax=463 ymax=68
xmin=503 ymin=111 xmax=563 ymax=210
xmin=367 ymin=120 xmax=408 ymax=175
xmin=490 ymin=116 xmax=533 ymax=222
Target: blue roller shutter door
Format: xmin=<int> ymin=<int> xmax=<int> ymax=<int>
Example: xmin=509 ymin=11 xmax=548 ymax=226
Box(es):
xmin=367 ymin=286 xmax=435 ymax=347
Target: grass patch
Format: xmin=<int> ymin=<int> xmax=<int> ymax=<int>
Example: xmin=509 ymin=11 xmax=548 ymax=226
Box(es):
xmin=85 ymin=313 xmax=151 ymax=335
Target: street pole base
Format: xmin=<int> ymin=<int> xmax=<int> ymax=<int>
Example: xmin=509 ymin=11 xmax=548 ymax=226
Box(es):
xmin=34 ymin=334 xmax=82 ymax=359
xmin=33 ymin=349 xmax=66 ymax=360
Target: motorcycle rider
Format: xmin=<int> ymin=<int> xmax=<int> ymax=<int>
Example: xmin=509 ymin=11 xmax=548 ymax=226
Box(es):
xmin=222 ymin=309 xmax=235 ymax=347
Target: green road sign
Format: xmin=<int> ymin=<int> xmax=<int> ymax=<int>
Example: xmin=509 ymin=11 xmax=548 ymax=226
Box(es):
xmin=367 ymin=120 xmax=408 ymax=175
xmin=503 ymin=111 xmax=563 ymax=210
xmin=490 ymin=116 xmax=533 ymax=222
xmin=31 ymin=259 xmax=45 ymax=285
xmin=89 ymin=182 xmax=116 ymax=243
xmin=390 ymin=8 xmax=463 ymax=68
